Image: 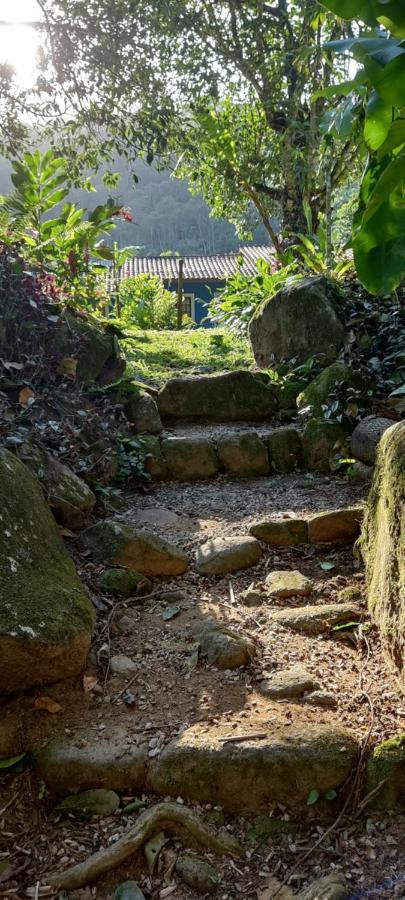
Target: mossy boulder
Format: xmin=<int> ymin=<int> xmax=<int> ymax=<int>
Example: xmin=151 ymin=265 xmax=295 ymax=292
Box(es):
xmin=99 ymin=568 xmax=152 ymax=598
xmin=302 ymin=419 xmax=348 ymax=474
xmin=45 ymin=309 xmax=121 ymax=383
xmin=297 ymin=363 xmax=370 ymax=418
xmin=365 ymin=733 xmax=405 ymax=809
xmin=175 ymin=854 xmax=219 ymax=894
xmin=55 ymin=788 xmax=120 ymax=819
xmin=360 ymin=421 xmax=404 ymax=681
xmin=141 ymin=436 xmax=168 ymax=480
xmin=42 ymin=457 xmax=96 ymax=530
xmin=0 ymin=449 xmax=94 ymax=693
xmin=279 ymin=380 xmax=307 ymax=411
xmin=125 ymin=391 xmax=162 ymax=435
xmin=249 ymin=276 xmax=345 ymax=368
xmin=350 ymin=415 xmax=394 ymax=465
xmin=250 ymin=518 xmax=308 ymax=546
xmin=267 ymin=428 xmax=303 ymax=473
xmin=217 ymin=432 xmax=269 ymax=476
xmin=80 ymin=518 xmax=189 ymax=576
xmin=149 ymin=722 xmax=358 ymax=814
xmin=162 ymin=436 xmax=219 ymax=480
xmin=158 ymin=370 xmax=278 ymax=421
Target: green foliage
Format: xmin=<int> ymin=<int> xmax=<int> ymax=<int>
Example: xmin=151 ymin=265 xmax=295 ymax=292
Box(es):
xmin=123 ymin=327 xmax=252 ymax=386
xmin=208 ymin=258 xmax=299 ymax=335
xmin=321 ymin=3 xmax=405 ymax=293
xmin=0 ymin=149 xmax=123 ymax=305
xmin=292 ymin=221 xmax=354 ymax=279
xmin=116 ymin=436 xmax=150 ymax=483
xmin=119 ymin=274 xmax=176 ymax=329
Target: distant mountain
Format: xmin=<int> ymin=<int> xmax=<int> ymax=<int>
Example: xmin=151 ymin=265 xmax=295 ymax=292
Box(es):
xmin=0 ymin=154 xmax=270 ymax=256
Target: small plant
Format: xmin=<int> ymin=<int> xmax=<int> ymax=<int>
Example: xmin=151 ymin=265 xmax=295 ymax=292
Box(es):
xmin=115 ymin=436 xmax=150 ymax=483
xmin=208 ymin=257 xmax=299 ymax=335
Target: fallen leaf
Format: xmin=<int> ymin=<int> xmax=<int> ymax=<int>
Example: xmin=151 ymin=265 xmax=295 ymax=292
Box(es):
xmin=19 ymin=386 xmax=35 ymax=407
xmin=162 ymin=606 xmax=180 ymax=621
xmin=306 ymin=788 xmax=320 ymax=805
xmin=34 ymin=696 xmax=62 ymax=714
xmin=144 ymin=831 xmax=168 ymax=874
xmin=0 ymin=753 xmax=26 ymax=770
xmin=320 ymin=561 xmax=335 ymax=571
xmin=58 ymin=526 xmax=74 ymax=537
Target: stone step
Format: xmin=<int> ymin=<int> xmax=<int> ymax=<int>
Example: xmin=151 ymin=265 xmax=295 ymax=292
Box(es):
xmin=141 ymin=420 xmax=350 ymax=481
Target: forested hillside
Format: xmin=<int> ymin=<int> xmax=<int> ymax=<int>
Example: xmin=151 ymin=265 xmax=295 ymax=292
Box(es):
xmin=0 ymin=154 xmax=269 ymax=256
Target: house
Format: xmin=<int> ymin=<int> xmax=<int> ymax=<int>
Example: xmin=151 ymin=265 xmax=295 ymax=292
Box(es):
xmin=118 ymin=245 xmax=275 ymax=326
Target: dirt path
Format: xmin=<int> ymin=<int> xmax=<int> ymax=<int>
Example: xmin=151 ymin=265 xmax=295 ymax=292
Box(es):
xmin=1 ymin=474 xmax=404 ymax=900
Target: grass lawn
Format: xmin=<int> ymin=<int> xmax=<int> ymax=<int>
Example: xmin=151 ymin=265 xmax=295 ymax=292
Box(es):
xmin=123 ymin=327 xmax=253 ymax=386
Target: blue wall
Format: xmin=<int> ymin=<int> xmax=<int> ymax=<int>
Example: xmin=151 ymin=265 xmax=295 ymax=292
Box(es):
xmin=165 ymin=279 xmax=226 ymax=327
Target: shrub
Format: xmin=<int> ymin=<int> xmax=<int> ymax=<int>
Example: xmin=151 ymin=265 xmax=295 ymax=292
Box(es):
xmin=119 ymin=274 xmax=176 ymax=329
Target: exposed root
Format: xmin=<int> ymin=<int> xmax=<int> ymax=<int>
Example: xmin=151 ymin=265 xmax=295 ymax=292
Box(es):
xmin=47 ymin=801 xmax=243 ymax=890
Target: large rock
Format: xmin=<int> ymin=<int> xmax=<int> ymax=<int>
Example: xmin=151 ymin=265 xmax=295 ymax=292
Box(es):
xmin=360 ymin=421 xmax=404 ymax=681
xmin=150 ymin=722 xmax=358 ymax=813
xmin=0 ymin=449 xmax=94 ymax=693
xmin=217 ymin=432 xmax=269 ymax=476
xmin=250 ymin=518 xmax=308 ymax=546
xmin=302 ymin=419 xmax=348 ymax=474
xmin=125 ymin=391 xmax=162 ymax=434
xmin=297 ymin=363 xmax=370 ymax=417
xmin=158 ymin=370 xmax=278 ymax=421
xmin=194 ymin=621 xmax=256 ymax=669
xmin=249 ymin=276 xmax=344 ymax=368
xmin=365 ymin=733 xmax=405 ymax=809
xmin=307 ymin=507 xmax=363 ymax=544
xmin=270 ymin=603 xmax=360 ymax=635
xmin=266 ymin=428 xmax=303 ymax=473
xmin=260 ymin=667 xmax=320 ymax=699
xmin=80 ymin=519 xmax=188 ymax=576
xmin=34 ymin=727 xmax=148 ymax=796
xmin=265 ymin=570 xmax=313 ymax=598
xmin=99 ymin=568 xmax=152 ymax=598
xmin=162 ymin=436 xmax=219 ymax=480
xmin=141 ymin=436 xmax=168 ymax=480
xmin=46 ymin=309 xmax=121 ymax=383
xmin=195 ymin=536 xmax=262 ymax=576
xmin=351 ymin=415 xmax=394 ymax=464
xmin=42 ymin=457 xmax=96 ymax=530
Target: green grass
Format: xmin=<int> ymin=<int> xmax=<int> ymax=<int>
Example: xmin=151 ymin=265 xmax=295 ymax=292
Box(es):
xmin=123 ymin=327 xmax=253 ymax=386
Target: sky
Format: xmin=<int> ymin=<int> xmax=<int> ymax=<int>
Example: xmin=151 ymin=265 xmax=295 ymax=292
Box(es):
xmin=0 ymin=0 xmax=42 ymax=87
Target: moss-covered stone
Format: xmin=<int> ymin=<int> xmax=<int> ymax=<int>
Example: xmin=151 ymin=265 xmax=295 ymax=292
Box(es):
xmin=360 ymin=421 xmax=404 ymax=681
xmin=249 ymin=276 xmax=345 ymax=368
xmin=125 ymin=391 xmax=162 ymax=435
xmin=250 ymin=518 xmax=308 ymax=546
xmin=366 ymin=733 xmax=405 ymax=809
xmin=149 ymin=722 xmax=358 ymax=814
xmin=162 ymin=436 xmax=219 ymax=480
xmin=247 ymin=815 xmax=295 ymax=843
xmin=267 ymin=428 xmax=303 ymax=473
xmin=279 ymin=380 xmax=307 ymax=411
xmin=80 ymin=518 xmax=189 ymax=576
xmin=45 ymin=309 xmax=118 ymax=383
xmin=302 ymin=419 xmax=348 ymax=474
xmin=158 ymin=370 xmax=279 ymax=421
xmin=297 ymin=363 xmax=370 ymax=417
xmin=141 ymin=436 xmax=168 ymax=480
xmin=175 ymin=854 xmax=219 ymax=894
xmin=43 ymin=457 xmax=96 ymax=530
xmin=0 ymin=449 xmax=94 ymax=693
xmin=99 ymin=568 xmax=152 ymax=598
xmin=55 ymin=788 xmax=120 ymax=818
xmin=217 ymin=432 xmax=269 ymax=476
xmin=307 ymin=507 xmax=363 ymax=544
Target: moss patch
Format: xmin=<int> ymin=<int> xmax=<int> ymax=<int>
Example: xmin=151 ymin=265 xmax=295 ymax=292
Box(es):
xmin=366 ymin=733 xmax=405 ymax=809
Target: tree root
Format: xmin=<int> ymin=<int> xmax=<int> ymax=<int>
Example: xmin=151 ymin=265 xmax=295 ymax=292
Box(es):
xmin=47 ymin=801 xmax=244 ymax=890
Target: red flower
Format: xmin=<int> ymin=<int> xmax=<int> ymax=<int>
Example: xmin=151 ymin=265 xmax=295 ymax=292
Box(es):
xmin=67 ymin=250 xmax=77 ymax=275
xmin=113 ymin=207 xmax=133 ymax=222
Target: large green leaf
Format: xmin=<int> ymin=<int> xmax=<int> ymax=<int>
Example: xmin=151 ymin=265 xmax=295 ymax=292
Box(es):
xmin=364 ymin=92 xmax=393 ymax=149
xmin=322 ymin=0 xmax=405 ymax=34
xmin=378 ymin=118 xmax=405 ymax=155
xmin=353 ymin=152 xmax=405 ymax=293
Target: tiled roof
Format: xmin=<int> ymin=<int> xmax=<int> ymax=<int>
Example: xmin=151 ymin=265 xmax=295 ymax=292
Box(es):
xmin=119 ymin=245 xmax=275 ymax=283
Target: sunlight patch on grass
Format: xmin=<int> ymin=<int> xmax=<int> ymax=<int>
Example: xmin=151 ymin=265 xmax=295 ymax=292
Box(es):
xmin=123 ymin=327 xmax=253 ymax=386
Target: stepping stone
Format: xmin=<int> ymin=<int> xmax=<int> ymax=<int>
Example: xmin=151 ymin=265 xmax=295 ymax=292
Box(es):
xmin=110 ymin=654 xmax=137 ymax=675
xmin=217 ymin=432 xmax=269 ymax=476
xmin=175 ymin=854 xmax=219 ymax=894
xmin=301 ymin=690 xmax=338 ymax=709
xmin=193 ymin=621 xmax=255 ymax=670
xmin=34 ymin=727 xmax=148 ymax=796
xmin=260 ymin=666 xmax=320 ymax=699
xmin=270 ymin=602 xmax=361 ymax=635
xmin=150 ymin=722 xmax=358 ymax=814
xmin=250 ymin=518 xmax=308 ymax=546
xmin=195 ymin=536 xmax=262 ymax=576
xmin=99 ymin=568 xmax=152 ymax=598
xmin=266 ymin=428 xmax=303 ymax=473
xmin=161 ymin=436 xmax=219 ymax=480
xmin=265 ymin=569 xmax=313 ymax=598
xmin=307 ymin=507 xmax=363 ymax=543
xmin=157 ymin=370 xmax=278 ymax=421
xmin=125 ymin=391 xmax=162 ymax=435
xmin=80 ymin=519 xmax=188 ymax=576
xmin=298 ymin=873 xmax=348 ymax=900
xmin=55 ymin=788 xmax=120 ymax=818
